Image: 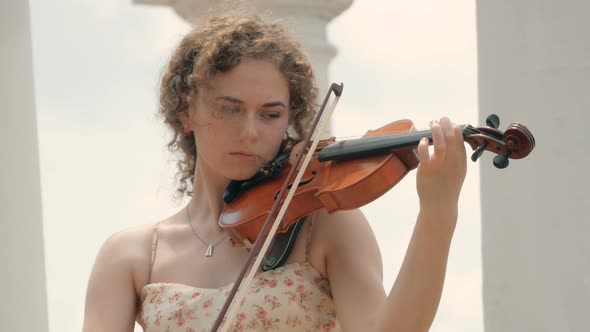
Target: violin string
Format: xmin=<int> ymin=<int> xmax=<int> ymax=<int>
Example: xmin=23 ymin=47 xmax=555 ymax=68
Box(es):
xmin=328 ymin=125 xmax=480 ymax=142
xmin=322 ymin=126 xmax=491 ymax=151
xmin=325 ymin=133 xmax=409 ymax=143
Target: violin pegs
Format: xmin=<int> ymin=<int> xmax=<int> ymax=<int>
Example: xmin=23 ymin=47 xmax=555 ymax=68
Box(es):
xmin=471 ymin=142 xmax=488 ymax=162
xmin=486 ymin=114 xmax=500 ymax=129
xmin=493 ymin=151 xmax=511 ymax=169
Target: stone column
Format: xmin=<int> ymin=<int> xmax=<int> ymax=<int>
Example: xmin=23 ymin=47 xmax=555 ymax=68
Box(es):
xmin=0 ymin=1 xmax=49 ymax=331
xmin=134 ymin=0 xmax=353 ymax=133
xmin=477 ymin=1 xmax=590 ymax=331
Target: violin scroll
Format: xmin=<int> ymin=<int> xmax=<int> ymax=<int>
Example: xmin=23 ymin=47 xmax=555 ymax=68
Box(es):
xmin=465 ymin=114 xmax=535 ymax=169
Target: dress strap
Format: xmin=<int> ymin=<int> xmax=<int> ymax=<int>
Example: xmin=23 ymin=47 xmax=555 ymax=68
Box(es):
xmin=305 ymin=213 xmax=315 ymax=262
xmin=147 ymin=223 xmax=160 ymax=284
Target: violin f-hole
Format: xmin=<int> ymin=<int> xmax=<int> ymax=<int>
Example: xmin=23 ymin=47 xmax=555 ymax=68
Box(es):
xmin=273 ymin=171 xmax=317 ymax=201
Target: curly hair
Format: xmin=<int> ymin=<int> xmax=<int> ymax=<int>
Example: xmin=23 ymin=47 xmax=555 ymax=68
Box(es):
xmin=158 ymin=15 xmax=318 ymax=199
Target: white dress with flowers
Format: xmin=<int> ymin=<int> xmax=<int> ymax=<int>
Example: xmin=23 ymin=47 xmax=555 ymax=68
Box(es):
xmin=136 ymin=225 xmax=341 ymax=332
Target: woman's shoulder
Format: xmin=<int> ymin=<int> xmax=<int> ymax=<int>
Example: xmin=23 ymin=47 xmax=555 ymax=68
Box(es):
xmin=93 ymin=216 xmax=180 ymax=291
xmin=98 ymin=208 xmax=184 ymax=257
xmin=314 ymin=208 xmax=381 ymax=261
xmin=84 ymin=220 xmax=175 ymax=328
xmin=98 ymin=222 xmax=160 ymax=256
xmin=93 ymin=224 xmax=156 ymax=277
xmin=304 ymin=208 xmax=379 ymax=273
xmin=312 ymin=208 xmax=372 ymax=246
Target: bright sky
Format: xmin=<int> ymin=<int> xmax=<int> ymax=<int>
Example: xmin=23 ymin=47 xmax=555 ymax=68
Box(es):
xmin=30 ymin=0 xmax=482 ymax=331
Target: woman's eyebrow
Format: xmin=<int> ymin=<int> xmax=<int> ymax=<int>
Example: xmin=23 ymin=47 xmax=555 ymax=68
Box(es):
xmin=216 ymin=96 xmax=287 ymax=109
xmin=261 ymin=101 xmax=287 ymax=109
xmin=216 ymin=96 xmax=242 ymax=104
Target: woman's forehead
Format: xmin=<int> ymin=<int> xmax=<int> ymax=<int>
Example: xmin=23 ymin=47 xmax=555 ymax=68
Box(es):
xmin=198 ymin=60 xmax=290 ymax=104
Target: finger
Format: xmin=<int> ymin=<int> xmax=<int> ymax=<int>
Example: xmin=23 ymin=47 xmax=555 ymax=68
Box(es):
xmin=440 ymin=117 xmax=456 ymax=157
xmin=439 ymin=116 xmax=454 ymax=138
xmin=417 ymin=137 xmax=431 ymax=168
xmin=454 ymin=124 xmax=466 ymax=157
xmin=430 ymin=120 xmax=446 ymax=162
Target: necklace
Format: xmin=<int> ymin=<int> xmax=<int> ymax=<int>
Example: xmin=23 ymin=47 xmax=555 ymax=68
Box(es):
xmin=186 ymin=205 xmax=229 ymax=257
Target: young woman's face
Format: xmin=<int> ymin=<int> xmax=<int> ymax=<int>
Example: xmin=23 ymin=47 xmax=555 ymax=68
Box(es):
xmin=188 ymin=58 xmax=291 ymax=181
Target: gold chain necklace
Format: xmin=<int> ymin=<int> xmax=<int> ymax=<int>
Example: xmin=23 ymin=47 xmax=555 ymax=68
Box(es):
xmin=186 ymin=205 xmax=229 ymax=257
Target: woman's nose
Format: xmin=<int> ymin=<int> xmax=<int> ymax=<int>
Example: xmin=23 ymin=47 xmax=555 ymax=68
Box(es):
xmin=239 ymin=113 xmax=259 ymax=143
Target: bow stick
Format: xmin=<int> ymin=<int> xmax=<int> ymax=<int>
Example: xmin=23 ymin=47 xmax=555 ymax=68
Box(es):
xmin=211 ymin=83 xmax=344 ymax=332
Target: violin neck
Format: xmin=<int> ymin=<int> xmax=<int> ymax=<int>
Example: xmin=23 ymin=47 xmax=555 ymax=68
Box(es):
xmin=318 ymin=125 xmax=469 ymax=162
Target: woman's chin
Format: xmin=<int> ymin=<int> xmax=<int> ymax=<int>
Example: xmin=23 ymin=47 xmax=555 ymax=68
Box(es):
xmin=227 ymin=168 xmax=260 ymax=181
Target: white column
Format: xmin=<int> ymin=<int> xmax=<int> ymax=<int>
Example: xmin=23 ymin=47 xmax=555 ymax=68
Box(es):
xmin=477 ymin=1 xmax=590 ymax=331
xmin=0 ymin=1 xmax=49 ymax=331
xmin=134 ymin=0 xmax=353 ymax=134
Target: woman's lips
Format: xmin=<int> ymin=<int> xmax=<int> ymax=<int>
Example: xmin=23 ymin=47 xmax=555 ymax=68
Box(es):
xmin=230 ymin=152 xmax=258 ymax=161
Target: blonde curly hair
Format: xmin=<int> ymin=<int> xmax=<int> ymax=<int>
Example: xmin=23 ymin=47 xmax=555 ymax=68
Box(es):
xmin=158 ymin=15 xmax=318 ymax=199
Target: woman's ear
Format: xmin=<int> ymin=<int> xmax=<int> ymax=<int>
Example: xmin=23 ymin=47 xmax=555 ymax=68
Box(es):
xmin=180 ymin=107 xmax=191 ymax=135
xmin=181 ymin=93 xmax=195 ymax=134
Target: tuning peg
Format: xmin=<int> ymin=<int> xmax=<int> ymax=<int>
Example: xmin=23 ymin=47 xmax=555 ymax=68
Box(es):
xmin=493 ymin=151 xmax=511 ymax=169
xmin=471 ymin=142 xmax=488 ymax=162
xmin=486 ymin=114 xmax=500 ymax=129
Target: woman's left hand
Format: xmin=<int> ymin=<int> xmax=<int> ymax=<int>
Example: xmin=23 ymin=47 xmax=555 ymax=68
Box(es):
xmin=415 ymin=116 xmax=467 ymax=220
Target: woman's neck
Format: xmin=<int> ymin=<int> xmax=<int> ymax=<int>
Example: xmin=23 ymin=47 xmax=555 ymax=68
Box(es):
xmin=187 ymin=161 xmax=232 ymax=237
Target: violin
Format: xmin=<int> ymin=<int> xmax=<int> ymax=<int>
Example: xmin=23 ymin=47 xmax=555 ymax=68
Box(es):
xmin=210 ymin=83 xmax=535 ymax=331
xmin=220 ymin=113 xmax=535 ymax=247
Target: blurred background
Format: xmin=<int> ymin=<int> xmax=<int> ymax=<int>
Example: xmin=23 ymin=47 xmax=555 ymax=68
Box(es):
xmin=2 ymin=0 xmax=588 ymax=331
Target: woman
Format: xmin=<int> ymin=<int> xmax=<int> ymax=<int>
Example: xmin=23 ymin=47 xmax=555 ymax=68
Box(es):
xmin=83 ymin=14 xmax=466 ymax=332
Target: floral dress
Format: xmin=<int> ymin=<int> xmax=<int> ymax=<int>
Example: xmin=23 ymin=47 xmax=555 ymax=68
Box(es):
xmin=136 ymin=225 xmax=341 ymax=332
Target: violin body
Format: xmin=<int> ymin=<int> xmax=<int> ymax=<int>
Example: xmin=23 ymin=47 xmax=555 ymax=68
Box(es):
xmin=220 ymin=120 xmax=422 ymax=247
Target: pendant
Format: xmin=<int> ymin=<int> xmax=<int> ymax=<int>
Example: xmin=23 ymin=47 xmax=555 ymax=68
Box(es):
xmin=205 ymin=244 xmax=213 ymax=257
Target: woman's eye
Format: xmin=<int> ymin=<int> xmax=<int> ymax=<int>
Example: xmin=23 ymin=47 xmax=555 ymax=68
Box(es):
xmin=222 ymin=107 xmax=241 ymax=114
xmin=261 ymin=112 xmax=281 ymax=119
xmin=213 ymin=106 xmax=241 ymax=119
